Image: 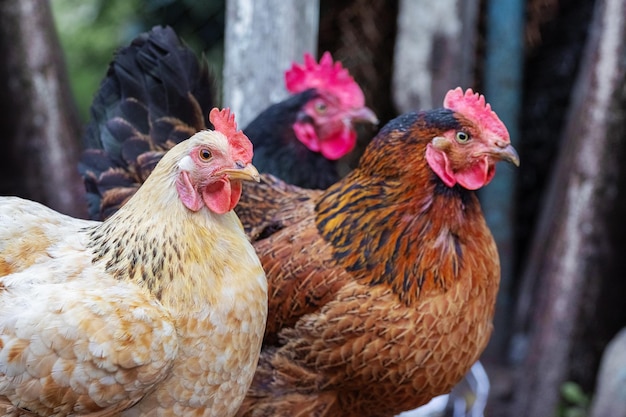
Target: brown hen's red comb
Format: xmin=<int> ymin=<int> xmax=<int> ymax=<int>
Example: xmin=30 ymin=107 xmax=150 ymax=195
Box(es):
xmin=443 ymin=87 xmax=510 ymax=141
xmin=209 ymin=108 xmax=254 ymax=163
xmin=285 ymin=52 xmax=365 ymax=108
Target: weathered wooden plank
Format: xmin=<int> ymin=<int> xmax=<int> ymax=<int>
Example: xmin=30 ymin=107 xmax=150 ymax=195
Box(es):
xmin=392 ymin=0 xmax=479 ymax=112
xmin=223 ymin=0 xmax=319 ymax=127
xmin=511 ymin=0 xmax=626 ymax=414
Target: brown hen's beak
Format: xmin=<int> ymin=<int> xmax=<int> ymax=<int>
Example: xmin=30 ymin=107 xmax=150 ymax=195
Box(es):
xmin=491 ymin=142 xmax=520 ymax=167
xmin=350 ymin=106 xmax=379 ymax=125
xmin=221 ymin=163 xmax=261 ymax=182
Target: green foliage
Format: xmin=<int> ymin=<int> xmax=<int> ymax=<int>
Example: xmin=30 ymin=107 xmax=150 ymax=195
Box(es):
xmin=558 ymin=381 xmax=590 ymax=417
xmin=51 ymin=0 xmax=225 ymax=122
xmin=51 ymin=0 xmax=144 ymax=121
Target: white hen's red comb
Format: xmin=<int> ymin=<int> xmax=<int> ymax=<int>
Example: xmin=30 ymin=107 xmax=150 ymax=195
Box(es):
xmin=285 ymin=52 xmax=365 ymax=109
xmin=209 ymin=108 xmax=253 ymax=163
xmin=443 ymin=88 xmax=509 ymax=141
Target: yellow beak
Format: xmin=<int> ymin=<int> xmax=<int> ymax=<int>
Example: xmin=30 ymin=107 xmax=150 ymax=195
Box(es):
xmin=491 ymin=143 xmax=520 ymax=167
xmin=220 ymin=163 xmax=261 ymax=182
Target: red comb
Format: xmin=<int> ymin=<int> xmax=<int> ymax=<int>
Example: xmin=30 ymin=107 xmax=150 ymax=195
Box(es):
xmin=443 ymin=87 xmax=509 ymax=141
xmin=209 ymin=108 xmax=253 ymax=163
xmin=285 ymin=51 xmax=365 ymax=108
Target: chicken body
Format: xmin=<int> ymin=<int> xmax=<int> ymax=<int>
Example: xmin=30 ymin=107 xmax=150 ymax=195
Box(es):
xmin=0 ymin=125 xmax=267 ymax=416
xmin=234 ymin=90 xmax=519 ymax=416
xmin=80 ymin=26 xmax=376 ymax=221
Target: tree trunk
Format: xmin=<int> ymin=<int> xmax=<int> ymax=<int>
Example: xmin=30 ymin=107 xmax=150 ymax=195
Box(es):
xmin=0 ymin=0 xmax=85 ymax=218
xmin=391 ymin=0 xmax=479 ymax=112
xmin=510 ymin=0 xmax=626 ymax=414
xmin=223 ymin=0 xmax=319 ymax=127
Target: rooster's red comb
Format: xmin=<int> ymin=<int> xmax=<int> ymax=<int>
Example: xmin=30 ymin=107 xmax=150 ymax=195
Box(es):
xmin=443 ymin=87 xmax=509 ymax=141
xmin=285 ymin=52 xmax=365 ymax=109
xmin=209 ymin=108 xmax=253 ymax=163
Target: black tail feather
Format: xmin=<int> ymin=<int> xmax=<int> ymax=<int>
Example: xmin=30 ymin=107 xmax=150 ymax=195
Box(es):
xmin=79 ymin=25 xmax=216 ymax=220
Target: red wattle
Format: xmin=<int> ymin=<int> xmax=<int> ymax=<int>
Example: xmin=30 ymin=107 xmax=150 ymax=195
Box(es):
xmin=203 ymin=178 xmax=235 ymax=214
xmin=426 ymin=146 xmax=494 ymax=190
xmin=454 ymin=157 xmax=494 ymax=190
xmin=293 ymin=121 xmax=356 ymax=160
xmin=229 ymin=182 xmax=243 ymax=211
xmin=319 ymin=129 xmax=356 ymax=160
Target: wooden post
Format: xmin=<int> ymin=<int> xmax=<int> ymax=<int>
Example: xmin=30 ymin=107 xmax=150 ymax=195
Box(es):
xmin=510 ymin=0 xmax=626 ymax=414
xmin=392 ymin=0 xmax=479 ymax=112
xmin=223 ymin=0 xmax=319 ymax=127
xmin=0 ymin=0 xmax=85 ymax=218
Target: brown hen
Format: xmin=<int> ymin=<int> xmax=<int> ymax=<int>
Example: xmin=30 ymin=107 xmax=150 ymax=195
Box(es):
xmin=234 ymin=88 xmax=520 ymax=417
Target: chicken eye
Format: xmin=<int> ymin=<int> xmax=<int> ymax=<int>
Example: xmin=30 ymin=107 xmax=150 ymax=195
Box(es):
xmin=199 ymin=148 xmax=212 ymax=161
xmin=315 ymin=102 xmax=327 ymax=114
xmin=456 ymin=131 xmax=470 ymax=143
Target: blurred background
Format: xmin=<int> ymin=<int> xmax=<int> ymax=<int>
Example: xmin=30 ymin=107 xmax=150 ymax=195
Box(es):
xmin=1 ymin=0 xmax=625 ymax=415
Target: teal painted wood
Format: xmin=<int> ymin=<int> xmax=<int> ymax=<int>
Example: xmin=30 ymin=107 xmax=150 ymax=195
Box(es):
xmin=481 ymin=0 xmax=524 ymax=359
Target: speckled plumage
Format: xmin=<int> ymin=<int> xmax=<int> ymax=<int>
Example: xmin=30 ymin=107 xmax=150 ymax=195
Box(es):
xmin=0 ymin=129 xmax=267 ymax=416
xmin=233 ymin=93 xmax=518 ymax=416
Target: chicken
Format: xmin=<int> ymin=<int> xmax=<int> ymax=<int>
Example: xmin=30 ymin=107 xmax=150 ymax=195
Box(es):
xmin=232 ymin=88 xmax=520 ymax=417
xmin=80 ymin=26 xmax=377 ymax=221
xmin=245 ymin=51 xmax=378 ymax=189
xmin=0 ymin=108 xmax=267 ymax=416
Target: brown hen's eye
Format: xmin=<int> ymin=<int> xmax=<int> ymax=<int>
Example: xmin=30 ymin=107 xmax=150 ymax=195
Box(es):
xmin=199 ymin=148 xmax=212 ymax=161
xmin=456 ymin=131 xmax=470 ymax=143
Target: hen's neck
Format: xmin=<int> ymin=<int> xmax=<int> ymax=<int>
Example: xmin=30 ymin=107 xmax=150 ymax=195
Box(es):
xmin=85 ymin=171 xmax=257 ymax=310
xmin=315 ymin=147 xmax=491 ymax=306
